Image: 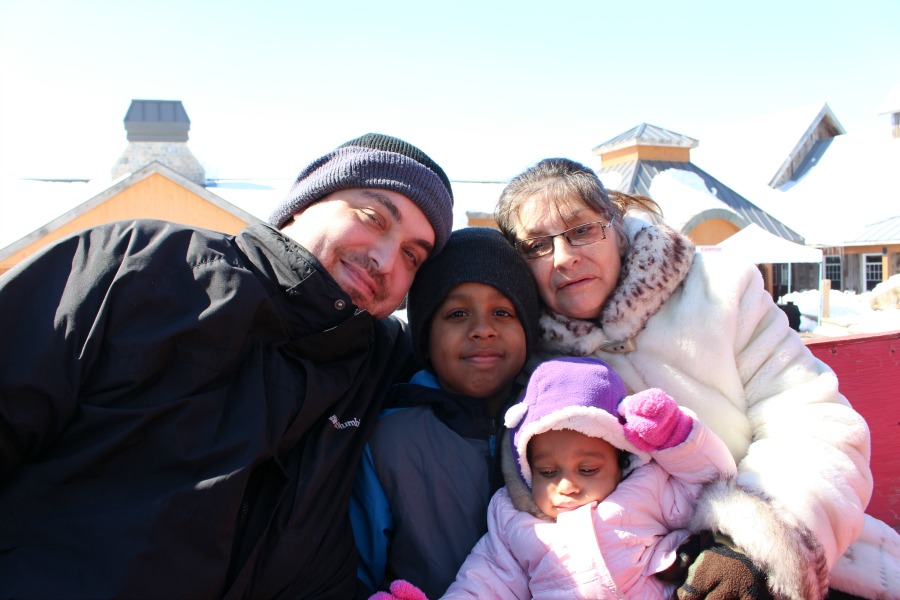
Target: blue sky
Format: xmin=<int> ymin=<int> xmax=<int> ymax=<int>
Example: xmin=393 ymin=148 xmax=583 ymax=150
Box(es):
xmin=0 ymin=0 xmax=897 ymax=182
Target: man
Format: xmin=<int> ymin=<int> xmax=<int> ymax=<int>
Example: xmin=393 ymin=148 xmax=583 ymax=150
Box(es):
xmin=0 ymin=133 xmax=454 ymax=598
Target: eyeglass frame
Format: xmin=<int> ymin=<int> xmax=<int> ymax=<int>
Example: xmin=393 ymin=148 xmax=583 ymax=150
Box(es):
xmin=514 ymin=217 xmax=616 ymax=259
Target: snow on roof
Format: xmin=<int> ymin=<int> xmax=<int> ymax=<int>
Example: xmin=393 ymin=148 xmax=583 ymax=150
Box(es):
xmin=0 ymin=177 xmax=105 ymax=250
xmin=691 ymin=102 xmax=838 ymax=192
xmin=205 ymin=178 xmax=293 ymax=223
xmin=762 ymin=127 xmax=900 ymax=245
xmin=599 ymin=160 xmax=803 ymax=242
xmin=0 ymin=174 xmax=510 ymax=254
xmin=646 ymin=168 xmax=737 ymax=232
xmin=451 ymin=181 xmax=507 ymax=229
xmin=876 ymin=83 xmax=900 ymax=114
xmin=689 ymin=100 xmax=898 ymax=246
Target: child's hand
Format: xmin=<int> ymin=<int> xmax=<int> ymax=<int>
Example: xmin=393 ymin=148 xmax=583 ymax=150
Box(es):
xmin=369 ymin=580 xmax=428 ymax=600
xmin=619 ymin=388 xmax=693 ymax=452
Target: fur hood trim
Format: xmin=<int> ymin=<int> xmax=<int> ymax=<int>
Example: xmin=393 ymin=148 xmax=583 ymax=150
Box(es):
xmin=691 ymin=479 xmax=829 ymax=600
xmin=500 ymin=432 xmax=552 ymax=521
xmin=540 ymin=217 xmax=695 ymax=355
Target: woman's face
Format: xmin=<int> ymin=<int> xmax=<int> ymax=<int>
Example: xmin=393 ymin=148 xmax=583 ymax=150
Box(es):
xmin=513 ymin=195 xmax=621 ymax=320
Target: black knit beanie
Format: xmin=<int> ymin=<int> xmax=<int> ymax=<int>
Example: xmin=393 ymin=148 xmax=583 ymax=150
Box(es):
xmin=407 ymin=227 xmax=540 ymax=363
xmin=268 ymin=133 xmax=455 ymax=252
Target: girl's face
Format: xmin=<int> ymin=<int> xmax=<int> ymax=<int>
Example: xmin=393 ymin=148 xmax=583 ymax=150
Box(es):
xmin=427 ymin=282 xmax=527 ymax=411
xmin=512 ymin=195 xmax=621 ymax=320
xmin=528 ymin=428 xmax=622 ymax=519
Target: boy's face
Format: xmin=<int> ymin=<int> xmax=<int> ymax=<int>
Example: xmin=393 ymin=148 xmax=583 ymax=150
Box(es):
xmin=427 ymin=282 xmax=527 ymax=403
xmin=528 ymin=428 xmax=622 ymax=519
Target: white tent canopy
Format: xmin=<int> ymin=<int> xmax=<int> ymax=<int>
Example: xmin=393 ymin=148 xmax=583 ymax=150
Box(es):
xmin=718 ymin=223 xmax=823 ymax=264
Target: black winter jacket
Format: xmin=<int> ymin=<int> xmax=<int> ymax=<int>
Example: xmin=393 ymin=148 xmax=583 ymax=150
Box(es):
xmin=0 ymin=220 xmax=415 ymax=599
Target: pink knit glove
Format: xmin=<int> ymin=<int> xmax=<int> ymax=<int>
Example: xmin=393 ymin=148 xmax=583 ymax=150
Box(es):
xmin=620 ymin=388 xmax=693 ymax=452
xmin=369 ymin=580 xmax=428 ymax=600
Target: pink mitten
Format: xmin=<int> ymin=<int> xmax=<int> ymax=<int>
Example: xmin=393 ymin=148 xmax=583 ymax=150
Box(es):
xmin=620 ymin=388 xmax=693 ymax=452
xmin=369 ymin=580 xmax=428 ymax=600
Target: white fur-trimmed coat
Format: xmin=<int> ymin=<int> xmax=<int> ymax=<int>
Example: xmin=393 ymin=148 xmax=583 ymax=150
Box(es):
xmin=532 ymin=216 xmax=899 ymax=600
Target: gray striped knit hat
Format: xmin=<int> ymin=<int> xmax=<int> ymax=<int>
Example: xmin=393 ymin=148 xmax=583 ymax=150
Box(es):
xmin=269 ymin=133 xmax=455 ymax=252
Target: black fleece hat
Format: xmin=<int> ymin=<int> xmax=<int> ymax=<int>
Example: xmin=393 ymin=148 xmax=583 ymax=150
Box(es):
xmin=268 ymin=133 xmax=455 ymax=253
xmin=407 ymin=227 xmax=540 ymax=362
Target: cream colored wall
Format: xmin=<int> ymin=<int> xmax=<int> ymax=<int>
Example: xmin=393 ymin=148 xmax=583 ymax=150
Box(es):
xmin=685 ymin=218 xmax=741 ymax=246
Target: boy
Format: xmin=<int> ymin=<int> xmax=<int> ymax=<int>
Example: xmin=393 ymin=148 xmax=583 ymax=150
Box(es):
xmin=351 ymin=227 xmax=540 ymax=599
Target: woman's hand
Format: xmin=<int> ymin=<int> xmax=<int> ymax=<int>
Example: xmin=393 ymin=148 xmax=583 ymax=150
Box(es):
xmin=672 ymin=532 xmax=774 ymax=600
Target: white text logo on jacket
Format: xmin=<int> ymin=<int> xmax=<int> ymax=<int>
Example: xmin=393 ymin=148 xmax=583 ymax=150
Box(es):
xmin=329 ymin=415 xmax=360 ymax=430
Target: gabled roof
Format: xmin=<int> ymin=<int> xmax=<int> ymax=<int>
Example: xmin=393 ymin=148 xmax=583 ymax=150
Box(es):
xmin=768 ymin=103 xmax=844 ymax=188
xmin=689 ymin=99 xmax=898 ymax=246
xmin=691 ymin=102 xmax=844 ymax=192
xmin=597 ymin=160 xmax=804 ymax=243
xmin=0 ymin=161 xmax=262 ymax=261
xmin=593 ymin=123 xmax=698 ymax=154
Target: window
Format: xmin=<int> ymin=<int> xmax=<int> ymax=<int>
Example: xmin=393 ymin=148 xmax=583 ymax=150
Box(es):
xmin=771 ymin=263 xmax=789 ymax=301
xmin=825 ymin=255 xmax=842 ymax=290
xmin=864 ymin=254 xmax=883 ymax=291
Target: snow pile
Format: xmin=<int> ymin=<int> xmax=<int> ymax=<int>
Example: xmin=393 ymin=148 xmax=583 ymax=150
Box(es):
xmin=781 ymin=275 xmax=900 ymax=336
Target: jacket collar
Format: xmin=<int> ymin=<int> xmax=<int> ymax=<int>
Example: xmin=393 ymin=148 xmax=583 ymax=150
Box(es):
xmin=235 ymin=224 xmax=376 ymax=362
xmin=539 ymin=217 xmax=695 ymax=356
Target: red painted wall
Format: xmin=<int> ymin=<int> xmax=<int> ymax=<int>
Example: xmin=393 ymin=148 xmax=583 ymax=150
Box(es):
xmin=805 ymin=331 xmax=900 ymax=527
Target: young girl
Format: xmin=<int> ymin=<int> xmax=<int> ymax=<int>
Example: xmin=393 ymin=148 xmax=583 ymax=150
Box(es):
xmin=445 ymin=356 xmax=738 ymax=599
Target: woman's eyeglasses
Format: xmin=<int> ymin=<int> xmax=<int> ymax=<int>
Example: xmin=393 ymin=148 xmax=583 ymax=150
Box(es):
xmin=515 ymin=218 xmax=614 ymax=260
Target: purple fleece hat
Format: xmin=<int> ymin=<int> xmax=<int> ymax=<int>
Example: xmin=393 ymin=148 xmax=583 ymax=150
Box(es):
xmin=505 ymin=357 xmax=650 ymax=488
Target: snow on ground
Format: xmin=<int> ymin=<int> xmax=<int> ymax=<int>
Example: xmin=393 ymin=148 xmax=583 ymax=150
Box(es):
xmin=782 ymin=275 xmax=900 ymax=336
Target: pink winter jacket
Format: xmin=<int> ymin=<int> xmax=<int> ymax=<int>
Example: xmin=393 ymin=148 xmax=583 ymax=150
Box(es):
xmin=443 ymin=418 xmax=737 ymax=600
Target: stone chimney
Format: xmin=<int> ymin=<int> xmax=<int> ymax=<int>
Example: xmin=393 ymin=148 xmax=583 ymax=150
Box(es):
xmin=111 ymin=100 xmax=206 ymax=185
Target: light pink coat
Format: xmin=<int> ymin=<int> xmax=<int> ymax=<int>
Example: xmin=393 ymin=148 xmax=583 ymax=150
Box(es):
xmin=443 ymin=419 xmax=737 ymax=599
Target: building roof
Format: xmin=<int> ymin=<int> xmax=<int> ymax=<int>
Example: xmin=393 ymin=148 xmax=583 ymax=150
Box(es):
xmin=691 ymin=100 xmax=899 ymax=246
xmin=597 ymin=159 xmax=804 ymax=243
xmin=692 ymin=102 xmax=843 ymax=191
xmin=847 ymin=216 xmax=900 ymax=245
xmin=592 ymin=123 xmax=698 ymax=154
xmin=0 ymin=162 xmax=262 ymax=260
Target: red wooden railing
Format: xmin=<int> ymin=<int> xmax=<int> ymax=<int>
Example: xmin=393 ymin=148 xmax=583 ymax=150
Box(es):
xmin=805 ymin=331 xmax=900 ymax=527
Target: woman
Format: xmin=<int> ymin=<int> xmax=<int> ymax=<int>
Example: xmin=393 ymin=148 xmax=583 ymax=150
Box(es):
xmin=493 ymin=158 xmax=898 ymax=599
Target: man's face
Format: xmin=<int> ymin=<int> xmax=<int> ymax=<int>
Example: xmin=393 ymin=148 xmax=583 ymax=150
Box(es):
xmin=281 ymin=188 xmax=435 ymax=319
